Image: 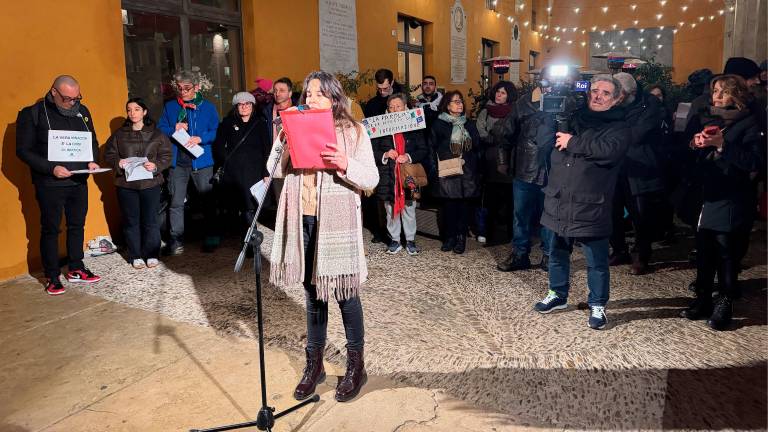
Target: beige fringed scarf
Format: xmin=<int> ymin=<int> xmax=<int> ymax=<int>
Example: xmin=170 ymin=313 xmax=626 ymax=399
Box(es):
xmin=269 ymin=123 xmax=379 ymax=302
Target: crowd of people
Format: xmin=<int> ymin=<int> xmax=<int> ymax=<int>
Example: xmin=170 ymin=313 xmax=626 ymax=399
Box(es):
xmin=15 ymin=56 xmax=766 ymax=401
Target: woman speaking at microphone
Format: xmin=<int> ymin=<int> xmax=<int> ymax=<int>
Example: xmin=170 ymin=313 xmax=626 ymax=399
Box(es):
xmin=267 ymin=71 xmax=379 ymax=402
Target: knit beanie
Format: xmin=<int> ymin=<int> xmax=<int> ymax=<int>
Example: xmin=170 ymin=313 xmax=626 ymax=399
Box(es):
xmin=723 ymin=57 xmax=761 ymax=80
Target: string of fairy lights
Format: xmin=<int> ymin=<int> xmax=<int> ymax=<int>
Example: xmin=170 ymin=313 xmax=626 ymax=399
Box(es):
xmin=486 ymin=0 xmax=733 ymax=49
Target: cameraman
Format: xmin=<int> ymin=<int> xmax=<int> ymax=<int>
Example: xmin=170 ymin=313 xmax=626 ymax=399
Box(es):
xmin=608 ymin=73 xmax=666 ymax=275
xmin=533 ymin=74 xmax=630 ymax=330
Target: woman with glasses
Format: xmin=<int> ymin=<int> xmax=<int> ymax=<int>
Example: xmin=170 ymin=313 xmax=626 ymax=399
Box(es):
xmin=431 ymin=90 xmax=481 ymax=254
xmin=267 ymin=71 xmax=378 ymax=403
xmin=212 ymin=92 xmax=270 ymax=232
xmin=104 ymin=98 xmax=173 ymax=269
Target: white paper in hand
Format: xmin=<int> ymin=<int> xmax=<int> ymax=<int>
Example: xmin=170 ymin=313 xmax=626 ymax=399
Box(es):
xmin=250 ymin=180 xmax=268 ymax=206
xmin=124 ymin=157 xmax=153 ymax=182
xmin=171 ymin=128 xmax=204 ymax=158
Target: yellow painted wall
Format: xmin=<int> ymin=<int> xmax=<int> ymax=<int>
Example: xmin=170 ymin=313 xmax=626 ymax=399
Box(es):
xmin=243 ymin=0 xmax=545 ymax=102
xmin=539 ymin=0 xmax=726 ymax=82
xmin=0 ymin=0 xmax=127 ymax=280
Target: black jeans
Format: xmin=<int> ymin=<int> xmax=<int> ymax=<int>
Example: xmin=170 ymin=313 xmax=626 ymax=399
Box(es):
xmin=696 ymin=228 xmax=738 ymax=298
xmin=442 ymin=198 xmax=472 ymax=239
xmin=610 ymin=179 xmax=663 ymax=262
xmin=117 ymin=186 xmax=162 ymax=261
xmin=34 ymin=183 xmax=88 ymax=279
xmin=302 ymin=216 xmax=365 ymax=351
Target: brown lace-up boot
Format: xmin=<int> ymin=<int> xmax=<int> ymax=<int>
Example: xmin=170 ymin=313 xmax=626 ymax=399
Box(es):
xmin=335 ymin=347 xmax=368 ymax=402
xmin=293 ymin=346 xmax=325 ymax=400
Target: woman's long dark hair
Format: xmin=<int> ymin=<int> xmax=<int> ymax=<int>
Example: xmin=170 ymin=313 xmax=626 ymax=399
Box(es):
xmin=123 ymin=97 xmax=154 ymax=127
xmin=299 ymin=70 xmax=358 ymax=129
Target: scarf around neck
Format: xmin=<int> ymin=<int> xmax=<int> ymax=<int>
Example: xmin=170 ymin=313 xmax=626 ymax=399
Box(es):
xmin=46 ymin=93 xmax=82 ymax=117
xmin=392 ymin=133 xmax=406 ymax=216
xmin=176 ymin=92 xmax=204 ymax=122
xmin=438 ymin=112 xmax=472 ymax=155
xmin=485 ymin=102 xmax=513 ymax=119
xmin=704 ymin=105 xmax=751 ymax=128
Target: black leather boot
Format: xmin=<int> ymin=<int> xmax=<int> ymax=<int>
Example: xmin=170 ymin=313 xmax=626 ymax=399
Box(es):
xmin=453 ymin=234 xmax=466 ymax=254
xmin=440 ymin=236 xmax=457 ymax=252
xmin=335 ymin=347 xmax=367 ymax=402
xmin=496 ymin=253 xmax=531 ymax=272
xmin=680 ymin=293 xmax=713 ymax=320
xmin=293 ymin=346 xmax=325 ymax=400
xmin=707 ymin=296 xmax=733 ymax=331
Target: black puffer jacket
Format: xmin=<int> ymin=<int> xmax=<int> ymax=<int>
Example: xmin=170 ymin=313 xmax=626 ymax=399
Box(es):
xmin=213 ymin=112 xmax=271 ymax=188
xmin=16 ymin=97 xmax=100 ymax=187
xmin=431 ymin=116 xmax=482 ymax=199
xmin=103 ymin=124 xmax=173 ymax=190
xmin=621 ymin=92 xmax=666 ymax=195
xmin=689 ymin=108 xmax=763 ymax=232
xmin=541 ymin=107 xmax=630 ymax=237
xmin=476 ymin=104 xmax=516 ymax=184
xmin=510 ymin=93 xmax=557 ymax=186
xmin=372 ymin=130 xmax=429 ymax=201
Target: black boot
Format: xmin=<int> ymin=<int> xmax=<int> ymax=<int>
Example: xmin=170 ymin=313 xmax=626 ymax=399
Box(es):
xmin=680 ymin=295 xmax=713 ymax=320
xmin=440 ymin=236 xmax=457 ymax=252
xmin=335 ymin=347 xmax=367 ymax=402
xmin=293 ymin=346 xmax=326 ymax=400
xmin=496 ymin=253 xmax=531 ymax=272
xmin=453 ymin=234 xmax=466 ymax=254
xmin=707 ymin=296 xmax=733 ymax=331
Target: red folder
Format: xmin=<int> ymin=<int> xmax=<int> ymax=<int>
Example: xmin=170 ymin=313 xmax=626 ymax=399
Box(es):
xmin=280 ymin=108 xmax=337 ymax=169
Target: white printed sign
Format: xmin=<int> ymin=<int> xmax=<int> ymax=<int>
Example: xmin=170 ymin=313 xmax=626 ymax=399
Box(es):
xmin=450 ymin=0 xmax=467 ymax=84
xmin=47 ymin=130 xmax=93 ymax=162
xmin=362 ymin=108 xmax=426 ymax=139
xmin=319 ymin=0 xmax=359 ymax=74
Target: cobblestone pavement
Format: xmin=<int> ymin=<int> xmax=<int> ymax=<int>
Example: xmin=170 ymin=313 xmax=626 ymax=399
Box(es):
xmin=76 ymin=225 xmax=767 ymax=430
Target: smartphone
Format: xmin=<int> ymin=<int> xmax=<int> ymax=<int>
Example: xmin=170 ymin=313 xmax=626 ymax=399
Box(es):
xmin=703 ymin=125 xmax=720 ymax=135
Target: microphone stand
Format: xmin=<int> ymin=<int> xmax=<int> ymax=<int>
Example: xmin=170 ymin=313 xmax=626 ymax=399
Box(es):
xmin=191 ymin=129 xmax=320 ymax=432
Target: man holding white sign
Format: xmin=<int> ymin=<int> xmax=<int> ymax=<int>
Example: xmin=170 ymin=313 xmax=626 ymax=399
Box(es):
xmin=16 ymin=75 xmax=102 ymax=295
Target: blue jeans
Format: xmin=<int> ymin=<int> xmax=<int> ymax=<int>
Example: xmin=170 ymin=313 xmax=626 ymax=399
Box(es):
xmin=548 ymin=233 xmax=610 ymax=307
xmin=512 ymin=179 xmax=551 ymax=257
xmin=168 ymin=166 xmax=214 ymax=244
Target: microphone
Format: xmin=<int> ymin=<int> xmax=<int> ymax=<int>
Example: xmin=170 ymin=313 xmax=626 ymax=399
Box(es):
xmin=272 ymin=104 xmax=310 ymax=126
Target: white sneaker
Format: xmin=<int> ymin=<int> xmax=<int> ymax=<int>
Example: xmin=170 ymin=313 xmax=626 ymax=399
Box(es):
xmin=132 ymin=259 xmax=146 ymax=269
xmin=477 ymin=236 xmax=487 ymax=244
xmin=146 ymin=258 xmax=160 ymax=268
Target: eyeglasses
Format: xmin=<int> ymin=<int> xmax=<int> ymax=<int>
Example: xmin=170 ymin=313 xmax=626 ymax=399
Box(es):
xmin=177 ymin=85 xmax=195 ymax=92
xmin=449 ymin=99 xmax=464 ymax=105
xmin=52 ymin=88 xmax=83 ymax=103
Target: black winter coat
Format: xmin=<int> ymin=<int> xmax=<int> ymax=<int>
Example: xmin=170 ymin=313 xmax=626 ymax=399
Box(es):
xmin=510 ymin=94 xmax=556 ymax=186
xmin=213 ymin=112 xmax=271 ymax=188
xmin=476 ymin=105 xmax=516 ymax=184
xmin=16 ymin=98 xmax=100 ymax=187
xmin=431 ymin=117 xmax=482 ymax=199
xmin=372 ymin=130 xmax=429 ymax=201
xmin=621 ymin=92 xmax=666 ymax=195
xmin=689 ymin=110 xmax=763 ymax=232
xmin=363 ymin=82 xmax=407 ymax=118
xmin=541 ymin=107 xmax=630 ymax=238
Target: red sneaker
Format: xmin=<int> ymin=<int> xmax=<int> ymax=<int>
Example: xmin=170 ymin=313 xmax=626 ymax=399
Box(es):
xmin=65 ymin=268 xmax=101 ymax=284
xmin=45 ymin=278 xmax=66 ymax=296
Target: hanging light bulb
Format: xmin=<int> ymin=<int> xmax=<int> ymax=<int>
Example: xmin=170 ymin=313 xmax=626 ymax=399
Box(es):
xmin=718 ymin=9 xmax=725 ymax=15
xmin=574 ymin=7 xmax=580 ymax=13
xmin=581 ymin=29 xmax=586 ymax=34
xmin=681 ymin=5 xmax=688 ymax=12
xmin=639 ymin=37 xmax=644 ymax=43
xmin=656 ymin=34 xmax=661 ymax=39
xmin=595 ymin=42 xmax=601 ymax=48
xmin=630 ymin=4 xmax=637 ymax=11
xmin=673 ymin=28 xmax=678 ymax=34
xmin=546 ymin=6 xmax=551 ymax=13
xmin=581 ymin=41 xmax=586 ymax=46
xmin=658 ymin=44 xmax=663 ymax=49
xmin=639 ymin=28 xmax=645 ymax=33
xmin=602 ymin=6 xmax=609 ymax=13
xmin=691 ymin=22 xmax=697 ymax=28
xmin=729 ymin=6 xmax=735 ymax=11
xmin=623 ymin=40 xmax=628 ymax=45
xmin=678 ymin=21 xmax=685 ymax=27
xmin=709 ymin=15 xmax=715 ymax=20
xmin=656 ymin=13 xmax=663 ymax=21
xmin=524 ymin=21 xmax=529 ymax=27
xmin=495 ymin=12 xmax=501 ymax=18
xmin=600 ymin=30 xmax=606 ymax=35
xmin=660 ymin=0 xmax=667 ymax=6
xmin=660 ymin=26 xmax=665 ymax=30
xmin=698 ymin=16 xmax=704 ymax=22
xmin=619 ymin=30 xmax=625 ymax=35
xmin=611 ymin=24 xmax=618 ymax=30
xmin=633 ymin=20 xmax=639 ymax=26
xmin=567 ymin=40 xmax=573 ymax=45
xmin=591 ymin=26 xmax=597 ymax=31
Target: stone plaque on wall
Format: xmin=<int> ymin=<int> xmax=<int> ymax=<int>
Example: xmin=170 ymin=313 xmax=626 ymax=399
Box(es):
xmin=319 ymin=0 xmax=359 ymax=74
xmin=450 ymin=0 xmax=467 ymax=84
xmin=510 ymin=24 xmax=521 ymax=84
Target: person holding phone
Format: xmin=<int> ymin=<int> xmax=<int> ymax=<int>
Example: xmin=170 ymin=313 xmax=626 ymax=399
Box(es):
xmin=104 ymin=98 xmax=173 ymax=269
xmin=680 ymin=74 xmax=763 ymax=330
xmin=267 ymin=71 xmax=379 ymax=402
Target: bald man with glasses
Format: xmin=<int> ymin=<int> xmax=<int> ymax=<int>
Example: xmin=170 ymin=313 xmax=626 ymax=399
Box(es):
xmin=16 ymin=75 xmax=102 ymax=295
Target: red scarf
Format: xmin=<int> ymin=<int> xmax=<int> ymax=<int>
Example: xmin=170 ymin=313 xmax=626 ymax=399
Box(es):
xmin=176 ymin=96 xmax=198 ymax=110
xmin=393 ymin=133 xmax=406 ymax=216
